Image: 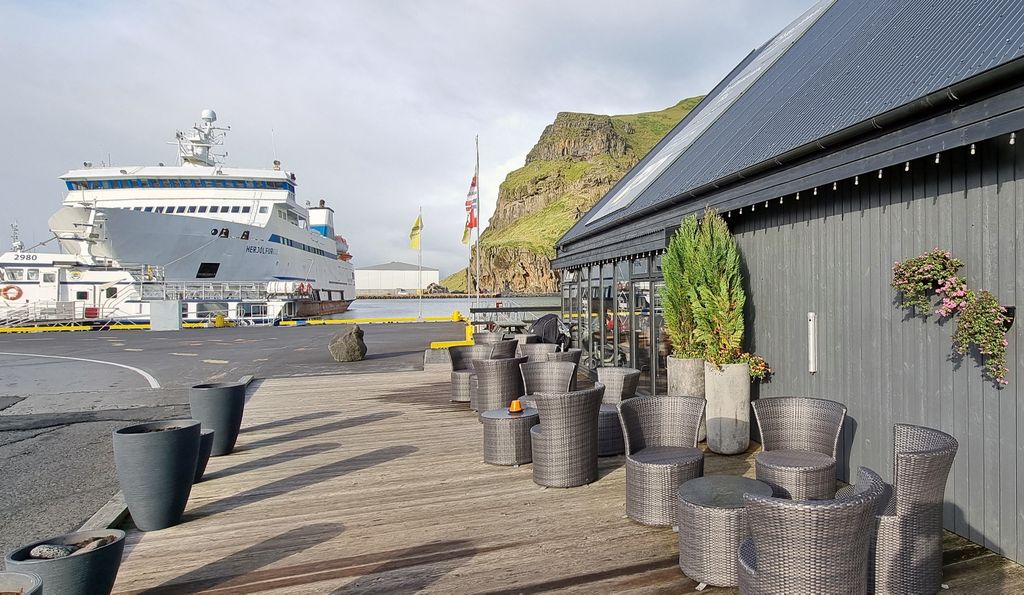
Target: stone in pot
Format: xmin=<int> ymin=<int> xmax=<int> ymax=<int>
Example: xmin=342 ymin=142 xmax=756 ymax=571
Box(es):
xmin=0 ymin=571 xmax=42 ymax=595
xmin=114 ymin=420 xmax=200 ymax=531
xmin=189 ymin=382 xmax=246 ymax=456
xmin=4 ymin=530 xmax=125 ymax=595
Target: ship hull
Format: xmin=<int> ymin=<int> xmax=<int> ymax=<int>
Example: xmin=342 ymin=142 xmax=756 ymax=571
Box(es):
xmin=295 ymin=299 xmax=352 ymax=318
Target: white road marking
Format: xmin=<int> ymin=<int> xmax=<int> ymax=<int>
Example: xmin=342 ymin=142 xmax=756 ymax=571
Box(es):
xmin=0 ymin=352 xmax=160 ymax=388
xmin=202 ymin=359 xmax=229 ymax=364
xmin=124 ymin=348 xmax=144 ymax=352
xmin=253 ymin=358 xmax=270 ymax=362
xmin=170 ymin=352 xmax=198 ymax=356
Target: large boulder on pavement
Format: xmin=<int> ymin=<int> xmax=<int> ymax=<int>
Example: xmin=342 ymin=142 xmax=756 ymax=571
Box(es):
xmin=329 ymin=325 xmax=367 ymax=362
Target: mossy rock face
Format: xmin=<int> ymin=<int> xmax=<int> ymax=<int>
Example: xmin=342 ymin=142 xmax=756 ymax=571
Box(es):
xmin=465 ymin=97 xmax=702 ymax=293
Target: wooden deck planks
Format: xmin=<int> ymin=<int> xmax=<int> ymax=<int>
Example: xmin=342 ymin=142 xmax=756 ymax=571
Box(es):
xmin=110 ymin=371 xmax=1024 ymax=594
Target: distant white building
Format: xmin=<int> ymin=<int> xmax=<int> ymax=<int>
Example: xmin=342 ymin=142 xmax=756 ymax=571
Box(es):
xmin=355 ymin=261 xmax=440 ymax=296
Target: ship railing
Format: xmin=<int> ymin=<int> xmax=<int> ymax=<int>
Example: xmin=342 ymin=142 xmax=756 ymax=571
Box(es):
xmin=0 ymin=301 xmax=78 ymax=327
xmin=139 ymin=281 xmax=269 ymax=302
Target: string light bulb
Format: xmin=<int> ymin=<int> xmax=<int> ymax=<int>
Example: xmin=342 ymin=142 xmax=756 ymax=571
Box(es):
xmin=739 ymin=207 xmax=743 ymax=214
xmin=855 ymin=175 xmax=859 ymax=186
xmin=813 ymin=187 xmax=817 ymax=196
xmin=765 ymin=201 xmax=769 ymax=208
xmin=970 ymin=143 xmax=976 ymax=155
xmin=935 ymin=153 xmax=940 ymax=164
xmin=878 ymin=169 xmax=883 ymax=179
xmin=833 ymin=181 xmax=837 ymax=190
xmin=779 ymin=196 xmax=784 ymax=204
xmin=796 ymin=192 xmax=800 ymax=200
xmin=1011 ymin=132 xmax=1016 ymax=145
xmin=905 ymin=161 xmax=910 ymax=172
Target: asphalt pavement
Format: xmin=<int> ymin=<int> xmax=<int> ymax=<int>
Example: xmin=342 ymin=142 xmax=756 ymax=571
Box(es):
xmin=0 ymin=322 xmax=463 ymax=556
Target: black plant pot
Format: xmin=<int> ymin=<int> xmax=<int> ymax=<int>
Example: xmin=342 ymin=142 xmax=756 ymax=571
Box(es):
xmin=189 ymin=382 xmax=246 ymax=456
xmin=4 ymin=530 xmax=125 ymax=595
xmin=0 ymin=571 xmax=42 ymax=595
xmin=194 ymin=428 xmax=215 ymax=483
xmin=113 ymin=420 xmax=200 ymax=531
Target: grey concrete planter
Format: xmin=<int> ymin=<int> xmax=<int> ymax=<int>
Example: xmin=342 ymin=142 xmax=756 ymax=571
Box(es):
xmin=189 ymin=382 xmax=246 ymax=456
xmin=194 ymin=428 xmax=215 ymax=483
xmin=704 ymin=362 xmax=751 ymax=455
xmin=0 ymin=571 xmax=42 ymax=595
xmin=113 ymin=420 xmax=200 ymax=531
xmin=5 ymin=529 xmax=125 ymax=595
xmin=667 ymin=356 xmax=707 ymax=441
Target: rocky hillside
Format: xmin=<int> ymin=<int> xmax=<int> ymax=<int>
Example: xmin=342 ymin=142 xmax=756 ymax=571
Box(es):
xmin=443 ymin=96 xmax=701 ymax=293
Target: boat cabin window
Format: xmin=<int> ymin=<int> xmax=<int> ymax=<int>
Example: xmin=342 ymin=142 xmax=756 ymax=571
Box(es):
xmin=198 ymin=206 xmax=207 ymax=213
xmin=144 ymin=207 xmax=153 ymax=212
xmin=259 ymin=206 xmax=268 ymax=214
xmin=176 ymin=206 xmax=186 ymax=213
xmin=187 ymin=206 xmax=197 ymax=213
xmin=26 ymin=269 xmax=39 ymax=281
xmin=242 ymin=206 xmax=251 ymax=213
xmin=7 ymin=269 xmax=22 ymax=280
xmin=43 ymin=273 xmax=55 ymax=283
xmin=196 ymin=262 xmax=220 ymax=279
xmin=105 ymin=287 xmax=117 ymax=298
xmin=231 ymin=206 xmax=240 ymax=213
xmin=155 ymin=207 xmax=165 ymax=213
xmin=76 ymin=291 xmax=88 ymax=300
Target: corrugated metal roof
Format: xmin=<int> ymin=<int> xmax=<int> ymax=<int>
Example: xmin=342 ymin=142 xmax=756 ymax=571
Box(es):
xmin=356 ymin=261 xmax=439 ymax=272
xmin=561 ymin=0 xmax=1024 ymax=244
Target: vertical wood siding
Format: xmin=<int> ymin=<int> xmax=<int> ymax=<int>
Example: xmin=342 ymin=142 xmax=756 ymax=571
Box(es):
xmin=732 ymin=136 xmax=1023 ymax=562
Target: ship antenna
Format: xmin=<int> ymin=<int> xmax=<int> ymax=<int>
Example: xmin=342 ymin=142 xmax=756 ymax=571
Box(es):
xmin=170 ymin=109 xmax=230 ymax=167
xmin=271 ymin=128 xmax=278 ymax=162
xmin=10 ymin=222 xmax=23 ymax=253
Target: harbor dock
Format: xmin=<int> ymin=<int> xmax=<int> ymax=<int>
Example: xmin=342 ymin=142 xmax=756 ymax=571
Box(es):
xmin=107 ymin=369 xmax=1024 ymax=593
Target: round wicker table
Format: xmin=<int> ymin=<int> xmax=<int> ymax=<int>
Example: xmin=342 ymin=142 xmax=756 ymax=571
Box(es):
xmin=481 ymin=407 xmax=540 ymax=466
xmin=754 ymin=449 xmax=836 ymax=500
xmin=677 ymin=475 xmax=773 ymax=588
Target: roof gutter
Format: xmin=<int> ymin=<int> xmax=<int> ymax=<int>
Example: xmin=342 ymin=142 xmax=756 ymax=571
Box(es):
xmin=559 ymin=55 xmax=1024 ymax=251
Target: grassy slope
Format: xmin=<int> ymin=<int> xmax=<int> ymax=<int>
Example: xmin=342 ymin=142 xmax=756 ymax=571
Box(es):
xmin=481 ymin=97 xmax=701 ymax=256
xmin=442 ymin=96 xmax=701 ymax=288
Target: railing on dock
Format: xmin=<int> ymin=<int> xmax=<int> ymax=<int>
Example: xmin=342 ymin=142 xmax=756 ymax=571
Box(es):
xmin=469 ymin=299 xmax=560 ymax=332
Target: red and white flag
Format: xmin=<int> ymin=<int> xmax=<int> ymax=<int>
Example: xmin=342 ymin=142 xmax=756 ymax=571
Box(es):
xmin=465 ymin=167 xmax=479 ymax=229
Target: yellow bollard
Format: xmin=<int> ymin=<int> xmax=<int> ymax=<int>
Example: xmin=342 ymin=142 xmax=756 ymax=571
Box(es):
xmin=214 ymin=314 xmax=226 ymax=328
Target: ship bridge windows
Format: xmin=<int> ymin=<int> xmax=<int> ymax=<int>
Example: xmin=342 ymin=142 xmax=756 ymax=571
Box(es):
xmin=198 ymin=206 xmax=207 ymax=213
xmin=7 ymin=269 xmax=23 ymax=280
xmin=66 ymin=177 xmax=294 ymax=191
xmin=26 ymin=269 xmax=39 ymax=281
xmin=230 ymin=206 xmax=240 ymax=213
xmin=259 ymin=206 xmax=269 ymax=214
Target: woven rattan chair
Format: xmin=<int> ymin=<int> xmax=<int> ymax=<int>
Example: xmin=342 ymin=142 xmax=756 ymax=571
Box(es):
xmin=738 ymin=466 xmax=885 ymax=595
xmin=619 ymin=395 xmax=706 ymax=526
xmin=542 ymin=349 xmax=582 ymax=389
xmin=471 ymin=356 xmax=527 ymax=413
xmin=518 ymin=342 xmax=559 ymax=361
xmin=473 ymin=331 xmax=508 ymax=344
xmin=835 ymin=424 xmax=958 ymax=594
xmin=488 ymin=339 xmax=519 ymax=360
xmin=520 ymin=361 xmax=576 ymax=408
xmin=449 ymin=344 xmax=494 ymax=403
xmin=596 ymin=367 xmax=641 ymax=404
xmin=594 ymin=367 xmax=640 ymax=456
xmin=752 ymin=396 xmax=847 ymax=499
xmin=530 ymin=384 xmax=605 ymax=487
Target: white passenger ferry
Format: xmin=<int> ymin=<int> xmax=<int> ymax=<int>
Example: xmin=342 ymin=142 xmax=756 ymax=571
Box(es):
xmin=0 ymin=110 xmax=355 ymax=326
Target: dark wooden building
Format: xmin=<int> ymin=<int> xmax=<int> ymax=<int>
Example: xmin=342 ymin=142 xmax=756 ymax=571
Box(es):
xmin=553 ymin=0 xmax=1024 ymax=563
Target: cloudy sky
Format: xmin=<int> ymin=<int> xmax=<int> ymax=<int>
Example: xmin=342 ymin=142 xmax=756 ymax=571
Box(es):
xmin=1 ymin=0 xmax=809 ymax=277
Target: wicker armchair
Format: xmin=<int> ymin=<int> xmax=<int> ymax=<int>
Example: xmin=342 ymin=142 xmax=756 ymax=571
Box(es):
xmin=530 ymin=384 xmax=605 ymax=487
xmin=835 ymin=424 xmax=958 ymax=594
xmin=518 ymin=342 xmax=559 ymax=361
xmin=619 ymin=395 xmax=706 ymax=525
xmin=471 ymin=356 xmax=527 ymax=413
xmin=449 ymin=344 xmax=495 ymax=403
xmin=542 ymin=349 xmax=583 ymax=390
xmin=596 ymin=367 xmax=641 ymax=404
xmin=752 ymin=396 xmax=847 ymax=499
xmin=738 ymin=466 xmax=885 ymax=595
xmin=594 ymin=367 xmax=640 ymax=456
xmin=489 ymin=339 xmax=519 ymax=360
xmin=473 ymin=331 xmax=508 ymax=344
xmin=520 ymin=361 xmax=576 ymax=408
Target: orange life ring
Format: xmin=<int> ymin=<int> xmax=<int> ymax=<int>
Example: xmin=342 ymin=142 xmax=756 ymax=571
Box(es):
xmin=1 ymin=285 xmax=23 ymax=300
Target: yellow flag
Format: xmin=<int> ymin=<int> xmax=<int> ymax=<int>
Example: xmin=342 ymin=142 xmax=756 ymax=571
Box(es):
xmin=461 ymin=220 xmax=471 ymax=245
xmin=409 ymin=214 xmax=423 ymax=250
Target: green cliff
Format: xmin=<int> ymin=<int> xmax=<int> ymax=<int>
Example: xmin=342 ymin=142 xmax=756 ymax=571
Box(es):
xmin=444 ymin=96 xmax=702 ymax=293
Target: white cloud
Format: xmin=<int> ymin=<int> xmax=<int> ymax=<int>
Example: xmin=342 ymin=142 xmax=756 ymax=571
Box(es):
xmin=0 ymin=0 xmax=810 ymax=276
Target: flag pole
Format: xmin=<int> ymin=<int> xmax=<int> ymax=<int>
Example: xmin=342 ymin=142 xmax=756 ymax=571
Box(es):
xmin=474 ymin=135 xmax=481 ymax=306
xmin=417 ymin=206 xmax=423 ymax=322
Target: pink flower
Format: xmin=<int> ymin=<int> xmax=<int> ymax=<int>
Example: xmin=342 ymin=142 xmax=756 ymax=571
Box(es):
xmin=1003 ymin=339 xmax=1009 ymax=347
